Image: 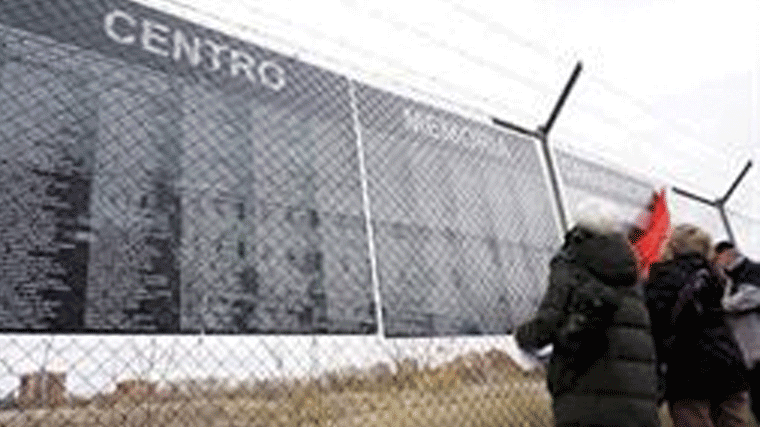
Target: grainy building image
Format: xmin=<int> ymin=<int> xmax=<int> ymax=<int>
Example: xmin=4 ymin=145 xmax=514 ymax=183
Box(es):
xmin=18 ymin=371 xmax=67 ymax=408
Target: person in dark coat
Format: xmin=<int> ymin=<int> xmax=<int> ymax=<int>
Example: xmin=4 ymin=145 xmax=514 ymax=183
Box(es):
xmin=516 ymin=204 xmax=660 ymax=427
xmin=714 ymin=241 xmax=760 ymax=422
xmin=645 ymin=224 xmax=750 ymax=427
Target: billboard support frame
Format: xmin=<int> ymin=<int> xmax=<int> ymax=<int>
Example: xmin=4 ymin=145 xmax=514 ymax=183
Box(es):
xmin=672 ymin=159 xmax=753 ymax=244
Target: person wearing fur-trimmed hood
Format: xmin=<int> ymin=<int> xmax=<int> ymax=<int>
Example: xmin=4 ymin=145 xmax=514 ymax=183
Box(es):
xmin=516 ymin=201 xmax=660 ymax=427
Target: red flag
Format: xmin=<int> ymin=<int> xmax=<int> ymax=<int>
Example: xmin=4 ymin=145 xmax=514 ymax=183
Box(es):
xmin=630 ymin=189 xmax=670 ymax=278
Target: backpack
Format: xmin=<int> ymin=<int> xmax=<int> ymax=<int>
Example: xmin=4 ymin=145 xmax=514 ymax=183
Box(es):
xmin=555 ymin=267 xmax=621 ymax=367
xmin=546 ymin=269 xmax=622 ymax=397
xmin=661 ymin=267 xmax=710 ymax=354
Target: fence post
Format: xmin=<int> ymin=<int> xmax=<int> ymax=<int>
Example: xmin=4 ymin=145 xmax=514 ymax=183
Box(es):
xmin=536 ymin=131 xmax=568 ymax=234
xmin=718 ymin=206 xmax=736 ymax=244
xmin=673 ymin=160 xmax=752 ymax=244
xmin=539 ymin=62 xmax=583 ymax=137
xmin=41 ymin=335 xmax=53 ymax=407
xmin=539 ymin=62 xmax=582 ymax=235
xmin=492 ymin=62 xmax=582 ymax=235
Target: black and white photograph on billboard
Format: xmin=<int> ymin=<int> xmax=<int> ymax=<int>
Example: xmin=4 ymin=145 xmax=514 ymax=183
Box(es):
xmin=0 ymin=0 xmax=374 ymax=334
xmin=554 ymin=149 xmax=656 ymax=229
xmin=0 ymin=58 xmax=97 ymax=331
xmin=354 ymin=83 xmax=560 ymax=337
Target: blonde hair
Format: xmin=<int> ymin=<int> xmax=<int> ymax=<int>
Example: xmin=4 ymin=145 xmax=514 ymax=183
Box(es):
xmin=661 ymin=223 xmax=713 ymax=261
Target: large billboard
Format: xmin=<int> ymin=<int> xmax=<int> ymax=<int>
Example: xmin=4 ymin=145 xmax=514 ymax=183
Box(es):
xmin=355 ymin=84 xmax=560 ymax=337
xmin=0 ymin=0 xmax=567 ymax=337
xmin=0 ymin=0 xmax=374 ymax=333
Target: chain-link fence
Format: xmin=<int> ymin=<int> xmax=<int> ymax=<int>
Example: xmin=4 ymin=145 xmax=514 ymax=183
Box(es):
xmin=0 ymin=0 xmax=558 ymax=425
xmin=0 ymin=0 xmax=756 ymax=426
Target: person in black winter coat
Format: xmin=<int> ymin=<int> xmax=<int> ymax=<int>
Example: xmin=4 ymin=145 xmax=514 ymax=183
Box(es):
xmin=517 ymin=203 xmax=659 ymax=427
xmin=645 ymin=224 xmax=750 ymax=427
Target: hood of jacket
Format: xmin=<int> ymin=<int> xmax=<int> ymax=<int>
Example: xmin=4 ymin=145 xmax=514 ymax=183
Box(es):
xmin=556 ymin=226 xmax=638 ymax=287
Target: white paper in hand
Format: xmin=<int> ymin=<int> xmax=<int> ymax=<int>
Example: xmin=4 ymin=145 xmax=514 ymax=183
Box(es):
xmin=504 ymin=335 xmax=549 ymax=372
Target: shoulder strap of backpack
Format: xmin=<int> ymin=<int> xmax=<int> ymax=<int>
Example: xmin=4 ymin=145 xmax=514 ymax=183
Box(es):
xmin=564 ymin=263 xmax=621 ymax=320
xmin=670 ymin=267 xmax=709 ymax=325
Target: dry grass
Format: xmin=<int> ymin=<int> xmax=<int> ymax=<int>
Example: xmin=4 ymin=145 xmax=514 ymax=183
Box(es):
xmin=3 ymin=388 xmax=754 ymax=427
xmin=1 ymin=348 xmax=755 ymax=427
xmin=0 ymin=380 xmax=552 ymax=427
xmin=0 ymin=349 xmax=553 ymax=427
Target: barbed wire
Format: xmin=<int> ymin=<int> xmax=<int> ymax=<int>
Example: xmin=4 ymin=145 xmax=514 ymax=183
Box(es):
xmin=200 ymin=0 xmax=746 ymax=184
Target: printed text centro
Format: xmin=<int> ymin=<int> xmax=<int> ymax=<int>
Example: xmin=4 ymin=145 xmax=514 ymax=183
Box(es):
xmin=104 ymin=9 xmax=286 ymax=91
